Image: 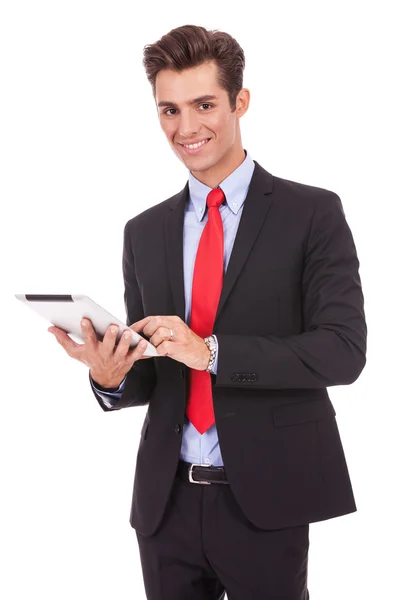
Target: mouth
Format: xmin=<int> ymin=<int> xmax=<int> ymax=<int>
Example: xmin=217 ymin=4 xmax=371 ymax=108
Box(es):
xmin=178 ymin=138 xmax=211 ymax=155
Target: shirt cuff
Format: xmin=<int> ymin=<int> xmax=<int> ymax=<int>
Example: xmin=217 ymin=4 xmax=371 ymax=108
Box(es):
xmin=90 ymin=373 xmax=127 ymax=407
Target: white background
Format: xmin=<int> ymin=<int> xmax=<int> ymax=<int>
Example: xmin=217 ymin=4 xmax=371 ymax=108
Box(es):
xmin=1 ymin=0 xmax=399 ymax=598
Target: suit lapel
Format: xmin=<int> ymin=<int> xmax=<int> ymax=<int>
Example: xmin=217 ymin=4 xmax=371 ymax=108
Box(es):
xmin=165 ymin=183 xmax=188 ymax=322
xmin=164 ymin=160 xmax=274 ymax=327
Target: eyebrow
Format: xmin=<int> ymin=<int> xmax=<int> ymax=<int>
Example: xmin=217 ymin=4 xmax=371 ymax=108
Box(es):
xmin=157 ymin=94 xmax=219 ymax=109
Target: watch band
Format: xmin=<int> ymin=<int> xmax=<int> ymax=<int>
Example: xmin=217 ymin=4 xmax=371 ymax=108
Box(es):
xmin=204 ymin=335 xmax=217 ymax=373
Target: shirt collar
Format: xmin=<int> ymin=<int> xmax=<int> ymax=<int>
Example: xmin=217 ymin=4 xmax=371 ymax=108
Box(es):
xmin=188 ymin=149 xmax=255 ymax=221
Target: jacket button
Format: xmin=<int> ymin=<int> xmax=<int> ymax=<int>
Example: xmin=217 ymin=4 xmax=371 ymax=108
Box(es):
xmin=174 ymin=424 xmax=181 ymax=434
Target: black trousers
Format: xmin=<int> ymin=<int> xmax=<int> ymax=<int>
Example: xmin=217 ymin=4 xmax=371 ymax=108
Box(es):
xmin=135 ymin=463 xmax=310 ymax=599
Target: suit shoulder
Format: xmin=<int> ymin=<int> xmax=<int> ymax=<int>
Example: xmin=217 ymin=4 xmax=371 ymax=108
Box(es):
xmin=265 ymin=171 xmax=344 ymax=220
xmin=273 ymin=172 xmax=341 ymax=205
xmin=123 ymin=187 xmax=185 ymax=234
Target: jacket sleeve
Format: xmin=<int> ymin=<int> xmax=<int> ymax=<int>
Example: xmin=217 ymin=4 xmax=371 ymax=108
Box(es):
xmin=214 ymin=193 xmax=367 ymax=390
xmin=89 ymin=373 xmax=126 ymax=408
xmin=91 ymin=220 xmax=157 ymax=412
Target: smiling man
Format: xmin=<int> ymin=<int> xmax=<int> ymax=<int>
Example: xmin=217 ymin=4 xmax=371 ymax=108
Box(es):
xmin=50 ymin=23 xmax=367 ymax=600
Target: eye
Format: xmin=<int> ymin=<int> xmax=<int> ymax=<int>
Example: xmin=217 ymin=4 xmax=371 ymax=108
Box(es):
xmin=163 ymin=103 xmax=213 ymax=116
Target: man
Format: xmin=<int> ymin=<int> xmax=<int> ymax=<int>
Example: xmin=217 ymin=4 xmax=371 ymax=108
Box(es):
xmin=49 ymin=24 xmax=367 ymax=600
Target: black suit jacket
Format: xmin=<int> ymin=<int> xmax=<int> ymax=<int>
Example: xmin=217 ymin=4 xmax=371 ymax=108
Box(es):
xmin=91 ymin=160 xmax=367 ymax=536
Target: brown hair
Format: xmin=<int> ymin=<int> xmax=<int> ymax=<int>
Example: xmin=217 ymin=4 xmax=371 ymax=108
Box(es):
xmin=142 ymin=25 xmax=245 ymax=112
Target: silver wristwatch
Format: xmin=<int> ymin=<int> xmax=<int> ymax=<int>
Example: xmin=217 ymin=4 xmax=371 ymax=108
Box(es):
xmin=204 ymin=335 xmax=217 ymax=373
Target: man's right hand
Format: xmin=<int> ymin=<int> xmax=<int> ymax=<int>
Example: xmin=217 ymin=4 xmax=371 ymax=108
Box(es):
xmin=48 ymin=318 xmax=149 ymax=389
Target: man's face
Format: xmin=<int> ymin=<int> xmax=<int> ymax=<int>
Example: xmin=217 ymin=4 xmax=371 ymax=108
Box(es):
xmin=155 ymin=60 xmax=248 ymax=182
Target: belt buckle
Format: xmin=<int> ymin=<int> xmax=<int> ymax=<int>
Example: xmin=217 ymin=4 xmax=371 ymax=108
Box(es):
xmin=188 ymin=463 xmax=211 ymax=485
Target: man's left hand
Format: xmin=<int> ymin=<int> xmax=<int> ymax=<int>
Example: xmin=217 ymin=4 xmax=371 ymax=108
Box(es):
xmin=130 ymin=316 xmax=210 ymax=371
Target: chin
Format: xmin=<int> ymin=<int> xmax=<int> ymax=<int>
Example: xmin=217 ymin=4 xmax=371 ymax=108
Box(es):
xmin=185 ymin=154 xmax=216 ymax=169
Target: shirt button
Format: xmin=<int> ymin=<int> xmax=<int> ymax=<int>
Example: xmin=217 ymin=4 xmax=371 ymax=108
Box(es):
xmin=204 ymin=458 xmax=211 ymax=464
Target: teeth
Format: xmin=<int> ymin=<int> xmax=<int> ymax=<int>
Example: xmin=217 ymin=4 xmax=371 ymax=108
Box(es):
xmin=184 ymin=139 xmax=209 ymax=149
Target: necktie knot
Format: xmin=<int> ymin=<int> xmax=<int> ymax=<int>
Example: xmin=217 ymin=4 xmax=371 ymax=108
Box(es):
xmin=207 ymin=187 xmax=225 ymax=209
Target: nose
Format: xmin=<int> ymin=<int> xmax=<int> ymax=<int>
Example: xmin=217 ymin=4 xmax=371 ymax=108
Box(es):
xmin=179 ymin=109 xmax=199 ymax=139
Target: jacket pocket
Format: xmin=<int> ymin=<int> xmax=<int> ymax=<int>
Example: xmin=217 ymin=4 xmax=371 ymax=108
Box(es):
xmin=272 ymin=398 xmax=336 ymax=427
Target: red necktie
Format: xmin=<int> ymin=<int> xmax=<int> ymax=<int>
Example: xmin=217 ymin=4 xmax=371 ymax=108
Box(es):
xmin=186 ymin=187 xmax=225 ymax=434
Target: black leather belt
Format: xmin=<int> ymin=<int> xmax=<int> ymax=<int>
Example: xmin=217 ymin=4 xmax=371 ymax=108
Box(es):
xmin=177 ymin=460 xmax=229 ymax=485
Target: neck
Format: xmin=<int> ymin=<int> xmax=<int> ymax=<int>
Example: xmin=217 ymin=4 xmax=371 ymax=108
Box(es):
xmin=190 ymin=146 xmax=246 ymax=189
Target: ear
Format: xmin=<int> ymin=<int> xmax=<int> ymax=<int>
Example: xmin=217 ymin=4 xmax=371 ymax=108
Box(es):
xmin=236 ymin=88 xmax=250 ymax=117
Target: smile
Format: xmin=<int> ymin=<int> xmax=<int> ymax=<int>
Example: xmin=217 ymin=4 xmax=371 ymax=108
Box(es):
xmin=179 ymin=138 xmax=211 ymax=154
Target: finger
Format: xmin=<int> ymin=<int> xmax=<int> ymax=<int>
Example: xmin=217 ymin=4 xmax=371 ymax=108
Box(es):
xmin=80 ymin=318 xmax=98 ymax=354
xmin=114 ymin=328 xmax=136 ymax=360
xmin=149 ymin=326 xmax=173 ymax=348
xmin=101 ymin=324 xmax=119 ymax=355
xmin=48 ymin=325 xmax=73 ymax=336
xmin=126 ymin=339 xmax=150 ymax=363
xmin=130 ymin=316 xmax=180 ymax=332
xmin=154 ymin=340 xmax=168 ymax=356
xmin=129 ymin=316 xmax=153 ymax=333
xmin=49 ymin=327 xmax=81 ymax=356
xmin=142 ymin=316 xmax=166 ymax=338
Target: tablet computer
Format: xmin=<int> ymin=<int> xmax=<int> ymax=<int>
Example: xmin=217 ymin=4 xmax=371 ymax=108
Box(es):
xmin=15 ymin=294 xmax=159 ymax=357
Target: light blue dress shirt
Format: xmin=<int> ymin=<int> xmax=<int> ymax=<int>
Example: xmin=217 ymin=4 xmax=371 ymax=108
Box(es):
xmin=92 ymin=150 xmax=255 ymax=466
